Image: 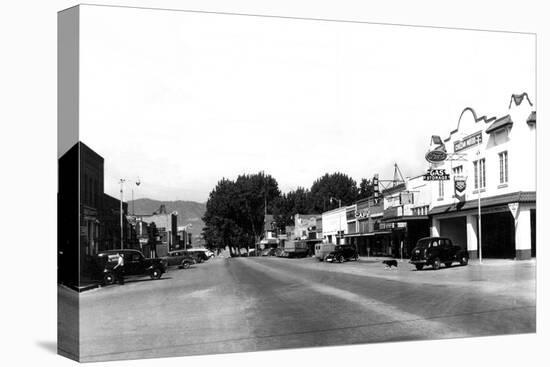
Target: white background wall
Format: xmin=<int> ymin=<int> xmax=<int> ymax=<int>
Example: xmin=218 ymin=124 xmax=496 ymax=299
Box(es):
xmin=0 ymin=1 xmax=549 ymax=367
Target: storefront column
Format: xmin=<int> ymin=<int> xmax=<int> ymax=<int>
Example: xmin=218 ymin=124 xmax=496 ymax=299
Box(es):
xmin=466 ymin=214 xmax=478 ymax=259
xmin=515 ymin=206 xmax=531 ymax=260
xmin=430 ymin=217 xmax=440 ymax=237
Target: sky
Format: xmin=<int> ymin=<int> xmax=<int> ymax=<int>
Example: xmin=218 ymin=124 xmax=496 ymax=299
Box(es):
xmin=78 ymin=5 xmax=535 ymax=203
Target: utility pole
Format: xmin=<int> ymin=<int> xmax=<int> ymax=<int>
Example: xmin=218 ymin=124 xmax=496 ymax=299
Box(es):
xmin=477 ymin=150 xmax=483 ymax=264
xmin=119 ymin=179 xmax=125 ymax=249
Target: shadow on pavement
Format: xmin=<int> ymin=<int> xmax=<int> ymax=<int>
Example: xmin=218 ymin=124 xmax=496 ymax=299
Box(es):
xmin=35 ymin=340 xmax=57 ymax=354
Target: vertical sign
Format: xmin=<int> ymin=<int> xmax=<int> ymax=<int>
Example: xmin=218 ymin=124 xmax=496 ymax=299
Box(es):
xmin=454 ymin=176 xmax=466 ymax=202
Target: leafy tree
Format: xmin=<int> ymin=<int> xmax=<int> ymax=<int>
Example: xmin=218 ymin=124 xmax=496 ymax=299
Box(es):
xmin=358 ymin=178 xmax=375 ymax=200
xmin=272 ymin=187 xmax=313 ymax=231
xmin=202 ymin=173 xmax=280 ymax=257
xmin=309 ymin=172 xmax=358 ymax=212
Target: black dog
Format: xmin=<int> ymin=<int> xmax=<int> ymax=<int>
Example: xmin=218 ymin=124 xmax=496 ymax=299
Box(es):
xmin=382 ymin=260 xmax=398 ymax=269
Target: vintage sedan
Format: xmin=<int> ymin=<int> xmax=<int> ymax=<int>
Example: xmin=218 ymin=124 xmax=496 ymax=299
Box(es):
xmin=410 ymin=237 xmax=468 ymax=270
xmin=325 ymin=245 xmax=359 ymax=263
xmin=162 ymin=251 xmax=196 ymax=269
xmin=94 ymin=249 xmax=166 ymax=285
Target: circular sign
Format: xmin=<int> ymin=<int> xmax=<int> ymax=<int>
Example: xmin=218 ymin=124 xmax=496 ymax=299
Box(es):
xmin=425 ymin=149 xmax=447 ymax=163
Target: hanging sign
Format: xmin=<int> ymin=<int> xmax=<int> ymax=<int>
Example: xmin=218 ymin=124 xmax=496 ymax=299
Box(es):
xmin=454 ymin=176 xmax=466 ymax=202
xmin=425 ymin=135 xmax=448 ymax=163
xmin=423 ymin=169 xmax=450 ymax=181
xmin=508 ymin=202 xmax=519 ymax=218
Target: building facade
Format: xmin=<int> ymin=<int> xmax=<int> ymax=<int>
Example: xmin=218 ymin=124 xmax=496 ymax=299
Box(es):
xmin=322 ymin=207 xmax=347 ymax=244
xmin=428 ymin=93 xmax=536 ymax=260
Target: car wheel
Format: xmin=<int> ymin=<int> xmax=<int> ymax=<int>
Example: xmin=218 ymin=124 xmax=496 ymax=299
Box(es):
xmin=433 ymin=258 xmax=441 ymax=270
xmin=445 ymin=262 xmax=452 ymax=268
xmin=460 ymin=256 xmax=469 ymax=266
xmin=338 ymin=255 xmax=345 ymax=263
xmin=150 ymin=268 xmax=162 ymax=280
xmin=182 ymin=261 xmax=191 ymax=269
xmin=104 ymin=273 xmax=115 ymax=285
xmin=415 ymin=264 xmax=424 ymax=271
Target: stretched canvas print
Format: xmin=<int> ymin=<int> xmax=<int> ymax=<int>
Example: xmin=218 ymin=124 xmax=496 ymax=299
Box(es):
xmin=57 ymin=4 xmax=537 ymax=362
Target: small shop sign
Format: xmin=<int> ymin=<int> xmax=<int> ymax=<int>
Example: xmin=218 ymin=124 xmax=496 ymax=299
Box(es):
xmin=454 ymin=176 xmax=466 ymax=202
xmin=454 ymin=131 xmax=482 ymax=152
xmin=423 ymin=169 xmax=450 ymax=181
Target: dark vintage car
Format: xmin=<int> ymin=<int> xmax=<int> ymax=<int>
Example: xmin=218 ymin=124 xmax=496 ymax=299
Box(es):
xmin=161 ymin=251 xmax=196 ymax=269
xmin=261 ymin=248 xmax=277 ymax=256
xmin=409 ymin=237 xmax=468 ymax=270
xmin=184 ymin=249 xmax=212 ymax=263
xmin=93 ymin=249 xmax=166 ymax=285
xmin=325 ymin=244 xmax=359 ymax=263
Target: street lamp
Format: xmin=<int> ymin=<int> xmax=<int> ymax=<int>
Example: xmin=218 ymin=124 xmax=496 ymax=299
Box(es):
xmin=182 ymin=223 xmax=193 ymax=250
xmin=119 ymin=177 xmax=141 ymax=249
xmin=329 ymin=196 xmax=342 ymax=208
xmin=476 ymin=149 xmax=483 ymax=264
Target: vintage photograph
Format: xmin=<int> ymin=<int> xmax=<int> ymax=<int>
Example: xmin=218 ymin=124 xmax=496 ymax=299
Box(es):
xmin=57 ymin=4 xmax=536 ymax=362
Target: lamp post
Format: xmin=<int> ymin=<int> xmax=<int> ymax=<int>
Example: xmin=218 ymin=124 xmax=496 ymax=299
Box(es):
xmin=183 ymin=223 xmax=193 ymax=250
xmin=119 ymin=177 xmax=141 ymax=249
xmin=476 ymin=149 xmax=483 ymax=264
xmin=330 ymin=196 xmax=342 ymax=208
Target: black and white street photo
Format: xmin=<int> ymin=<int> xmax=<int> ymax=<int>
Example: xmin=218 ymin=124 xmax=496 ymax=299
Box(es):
xmin=56 ymin=4 xmax=536 ymax=363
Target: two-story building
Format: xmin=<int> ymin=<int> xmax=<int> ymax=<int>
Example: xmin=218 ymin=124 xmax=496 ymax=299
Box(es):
xmin=344 ymin=196 xmax=391 ymax=256
xmin=322 ymin=206 xmax=348 ymax=245
xmin=380 ymin=175 xmax=431 ymax=258
xmin=428 ymin=93 xmax=536 ymax=260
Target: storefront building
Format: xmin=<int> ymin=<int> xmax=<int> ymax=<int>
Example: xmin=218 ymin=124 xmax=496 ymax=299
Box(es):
xmin=380 ymin=175 xmax=431 ymax=259
xmin=428 ymin=93 xmax=536 ymax=260
xmin=344 ymin=196 xmax=391 ymax=256
xmin=322 ymin=207 xmax=347 ymax=244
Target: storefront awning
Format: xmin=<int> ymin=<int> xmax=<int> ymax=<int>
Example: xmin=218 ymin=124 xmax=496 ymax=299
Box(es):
xmin=429 ymin=191 xmax=535 ymax=216
xmin=382 ymin=215 xmax=429 ymax=223
xmin=344 ymin=231 xmax=391 ymax=237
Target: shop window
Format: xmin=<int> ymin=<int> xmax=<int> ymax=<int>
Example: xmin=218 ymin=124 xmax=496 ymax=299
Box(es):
xmin=499 ymin=151 xmax=508 ymax=184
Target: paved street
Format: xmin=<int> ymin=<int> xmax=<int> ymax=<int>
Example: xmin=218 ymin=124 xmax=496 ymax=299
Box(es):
xmin=71 ymin=256 xmax=535 ymax=362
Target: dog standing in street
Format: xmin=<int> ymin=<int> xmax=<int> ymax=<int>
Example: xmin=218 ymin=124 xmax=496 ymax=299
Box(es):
xmin=382 ymin=259 xmax=398 ymax=269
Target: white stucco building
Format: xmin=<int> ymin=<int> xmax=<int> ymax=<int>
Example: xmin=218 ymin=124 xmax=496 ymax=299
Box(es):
xmin=321 ymin=207 xmax=348 ymax=244
xmin=428 ymin=93 xmax=536 ymax=260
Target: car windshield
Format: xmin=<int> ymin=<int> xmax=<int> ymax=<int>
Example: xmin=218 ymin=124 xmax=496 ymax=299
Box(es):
xmin=416 ymin=239 xmax=438 ymax=248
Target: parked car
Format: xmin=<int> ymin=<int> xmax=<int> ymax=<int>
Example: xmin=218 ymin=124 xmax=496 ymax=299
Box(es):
xmin=409 ymin=237 xmax=469 ymax=270
xmin=185 ymin=248 xmax=213 ymax=263
xmin=162 ymin=250 xmax=196 ymax=269
xmin=325 ymin=245 xmax=358 ymax=263
xmin=273 ymin=248 xmax=285 ymax=257
xmin=93 ymin=249 xmax=166 ymax=285
xmin=261 ymin=248 xmax=276 ymax=256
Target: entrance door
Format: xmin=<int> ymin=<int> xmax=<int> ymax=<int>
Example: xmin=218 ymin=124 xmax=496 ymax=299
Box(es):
xmin=481 ymin=211 xmax=515 ymax=258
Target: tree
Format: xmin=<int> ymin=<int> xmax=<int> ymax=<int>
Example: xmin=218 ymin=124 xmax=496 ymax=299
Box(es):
xmin=202 ymin=173 xmax=281 ymax=257
xmin=309 ymin=172 xmax=358 ymax=212
xmin=358 ymin=178 xmax=375 ymax=200
xmin=272 ymin=187 xmax=313 ymax=231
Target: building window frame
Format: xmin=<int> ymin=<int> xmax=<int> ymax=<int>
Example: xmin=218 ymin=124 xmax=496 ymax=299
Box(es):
xmin=499 ymin=151 xmax=509 ymax=185
xmin=438 ymin=180 xmax=444 ymax=199
xmin=473 ymin=158 xmax=486 ymax=190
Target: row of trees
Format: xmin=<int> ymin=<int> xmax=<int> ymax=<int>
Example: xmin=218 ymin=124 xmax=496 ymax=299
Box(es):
xmin=202 ymin=172 xmax=376 ymax=255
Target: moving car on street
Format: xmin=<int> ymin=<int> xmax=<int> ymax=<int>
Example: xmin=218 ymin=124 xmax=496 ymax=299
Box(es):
xmin=325 ymin=244 xmax=358 ymax=263
xmin=94 ymin=249 xmax=167 ymax=285
xmin=185 ymin=248 xmax=214 ymax=263
xmin=409 ymin=237 xmax=469 ymax=270
xmin=162 ymin=250 xmax=196 ymax=269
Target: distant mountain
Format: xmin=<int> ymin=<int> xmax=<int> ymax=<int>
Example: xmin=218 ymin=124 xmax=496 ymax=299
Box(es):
xmin=128 ymin=198 xmax=206 ymax=236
